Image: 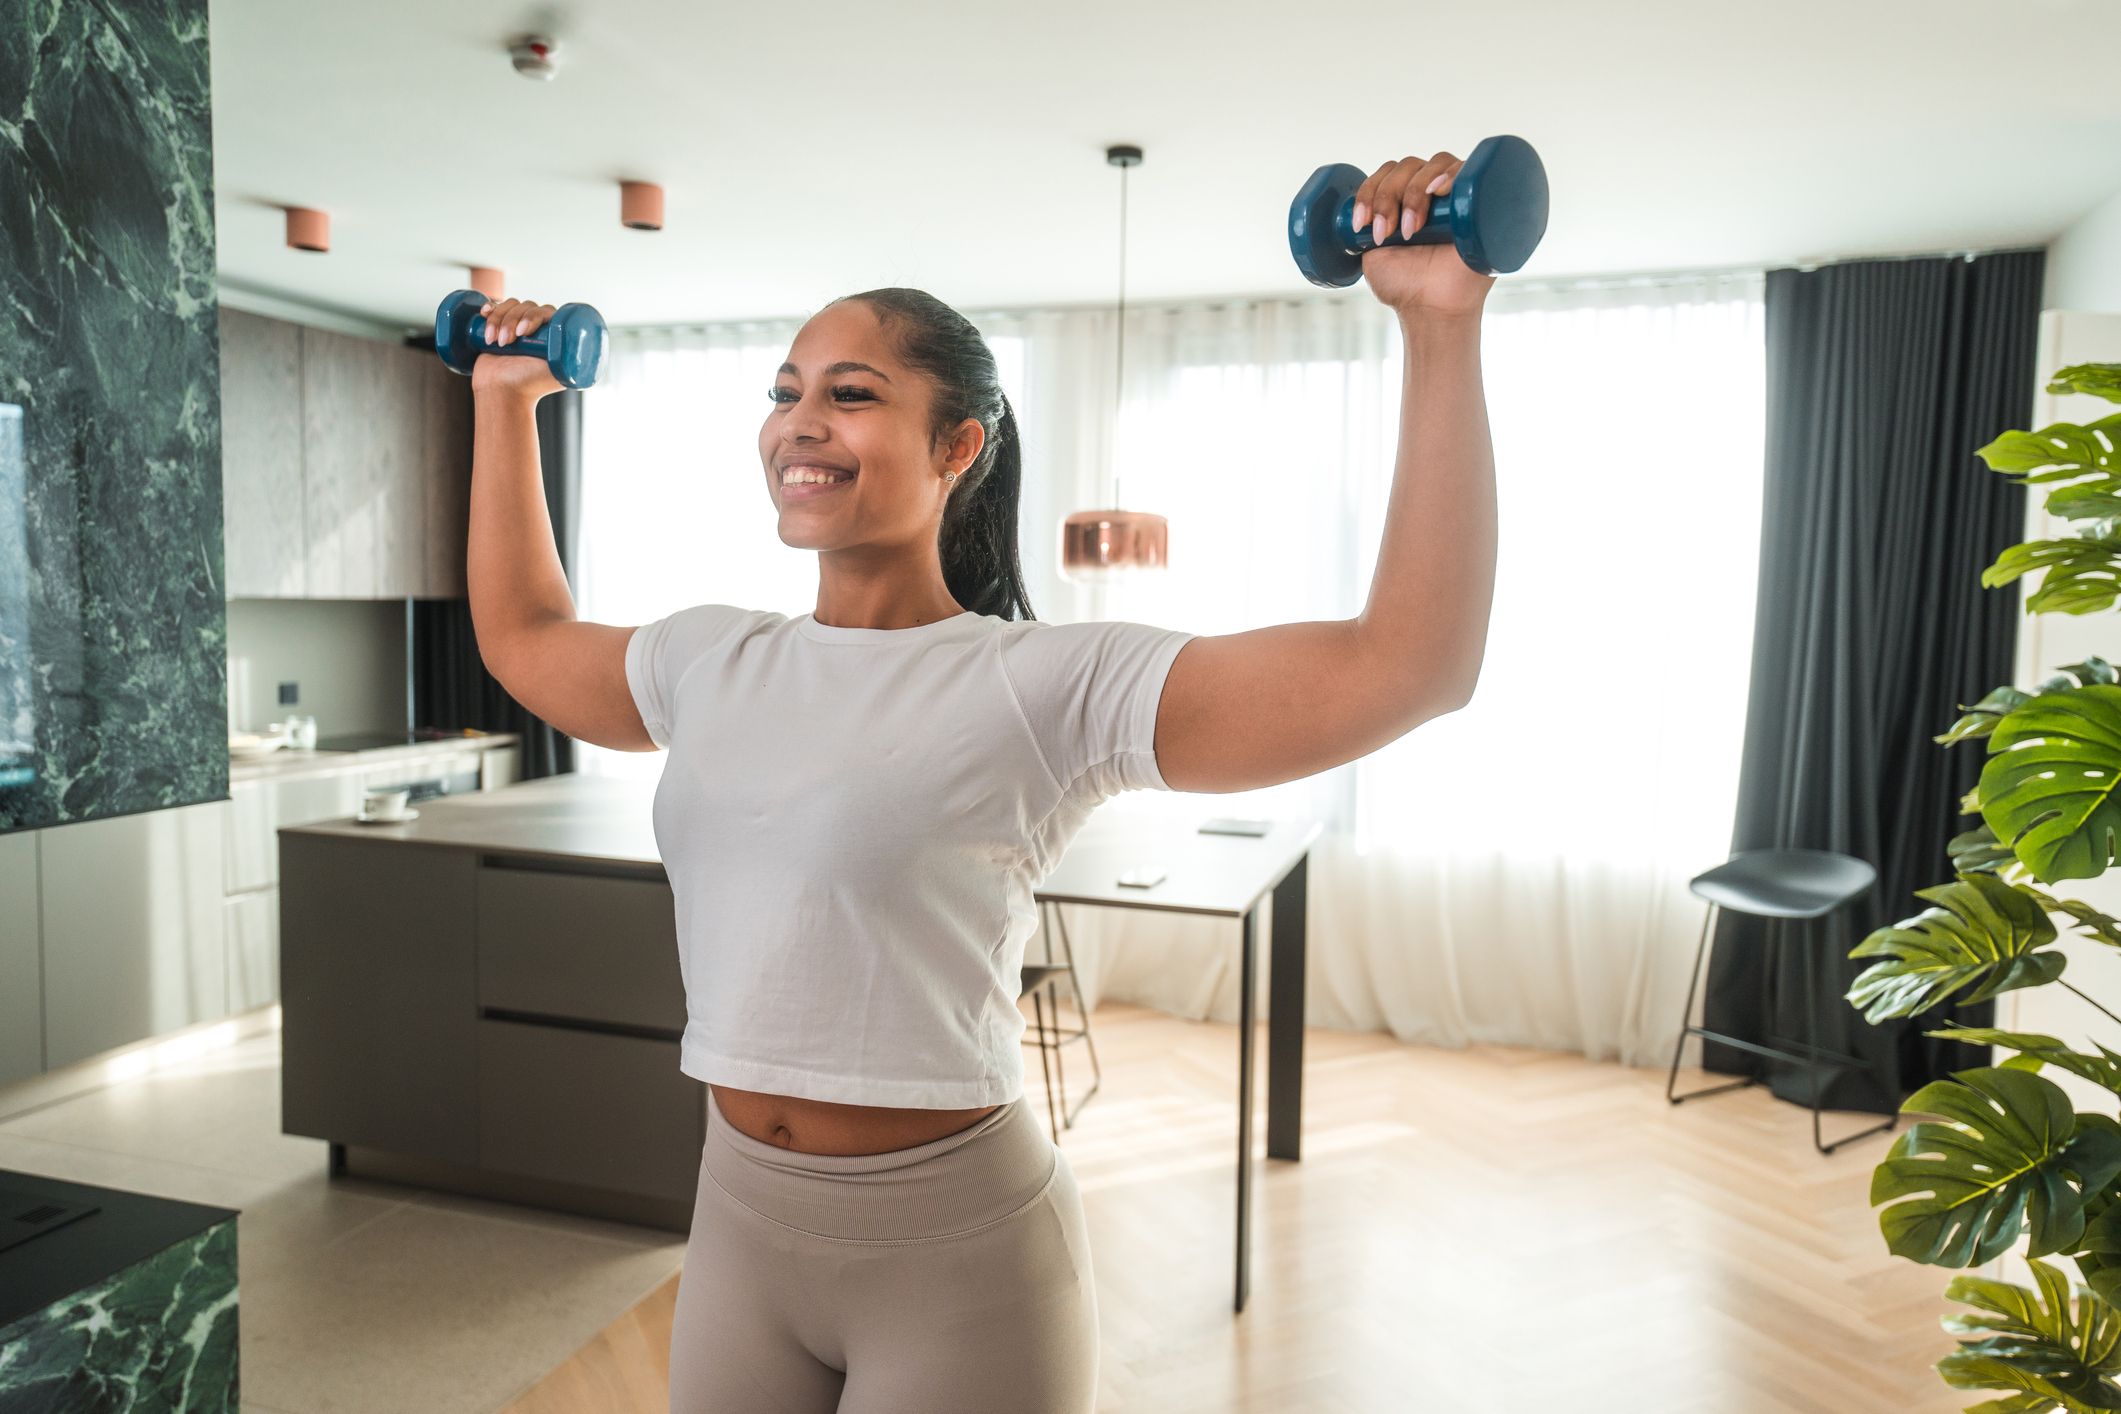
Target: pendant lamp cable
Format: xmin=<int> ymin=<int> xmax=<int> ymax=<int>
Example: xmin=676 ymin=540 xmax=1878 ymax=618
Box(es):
xmin=1113 ymin=157 xmax=1127 ymax=512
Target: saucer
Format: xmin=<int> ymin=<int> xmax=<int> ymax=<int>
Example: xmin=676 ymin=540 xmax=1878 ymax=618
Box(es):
xmin=354 ymin=807 xmax=420 ymax=826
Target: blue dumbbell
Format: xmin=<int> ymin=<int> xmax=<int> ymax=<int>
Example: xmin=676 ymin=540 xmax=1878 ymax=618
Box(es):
xmin=1288 ymin=135 xmax=1549 ymax=288
xmin=432 ymin=289 xmax=609 ymax=389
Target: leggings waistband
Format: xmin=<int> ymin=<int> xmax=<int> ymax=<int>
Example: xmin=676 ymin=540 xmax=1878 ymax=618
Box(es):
xmin=703 ymin=1091 xmax=1058 ymax=1243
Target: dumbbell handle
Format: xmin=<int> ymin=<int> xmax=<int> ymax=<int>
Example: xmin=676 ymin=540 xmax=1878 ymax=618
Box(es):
xmin=469 ymin=312 xmax=560 ymax=364
xmin=1339 ymin=195 xmax=1456 ymax=255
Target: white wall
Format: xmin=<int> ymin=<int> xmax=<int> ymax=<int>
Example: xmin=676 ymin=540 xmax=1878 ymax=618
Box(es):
xmin=2045 ymin=188 xmax=2121 ymax=312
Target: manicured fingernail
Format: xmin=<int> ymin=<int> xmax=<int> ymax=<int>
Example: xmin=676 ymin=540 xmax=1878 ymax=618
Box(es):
xmin=1352 ymin=200 xmax=1368 ymax=232
xmin=1401 ymin=207 xmax=1416 ymax=240
xmin=1372 ymin=213 xmax=1388 ymax=245
xmin=1427 ymin=172 xmax=1450 ymax=195
xmin=516 ymin=319 xmax=530 ymax=335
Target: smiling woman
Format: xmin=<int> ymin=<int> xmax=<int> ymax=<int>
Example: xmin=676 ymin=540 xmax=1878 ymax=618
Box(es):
xmin=462 ymin=170 xmax=1504 ymax=1404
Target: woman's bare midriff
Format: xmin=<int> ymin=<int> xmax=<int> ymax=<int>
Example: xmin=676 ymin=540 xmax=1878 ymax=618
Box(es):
xmin=710 ymin=1083 xmax=1000 ymax=1156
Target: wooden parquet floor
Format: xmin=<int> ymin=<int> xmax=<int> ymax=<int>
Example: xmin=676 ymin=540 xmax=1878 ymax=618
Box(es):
xmin=505 ymin=1001 xmax=1970 ymax=1414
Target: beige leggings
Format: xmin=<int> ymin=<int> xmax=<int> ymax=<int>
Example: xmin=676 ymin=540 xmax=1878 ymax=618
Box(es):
xmin=668 ymin=1089 xmax=1100 ymax=1413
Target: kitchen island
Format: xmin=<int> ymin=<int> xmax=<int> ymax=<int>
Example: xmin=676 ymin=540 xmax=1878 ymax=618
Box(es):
xmin=277 ymin=772 xmax=700 ymax=1229
xmin=281 ymin=769 xmax=1320 ymax=1306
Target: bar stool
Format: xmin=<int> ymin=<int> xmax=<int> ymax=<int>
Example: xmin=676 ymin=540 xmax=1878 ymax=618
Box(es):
xmin=1665 ymin=847 xmax=1897 ymax=1155
xmin=1018 ymin=900 xmax=1102 ymax=1144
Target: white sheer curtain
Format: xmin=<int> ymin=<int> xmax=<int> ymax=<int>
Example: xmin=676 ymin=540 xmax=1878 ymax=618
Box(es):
xmin=575 ymin=275 xmax=1765 ymax=1067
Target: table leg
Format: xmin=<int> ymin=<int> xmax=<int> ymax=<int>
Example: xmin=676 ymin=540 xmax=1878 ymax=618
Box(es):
xmin=1236 ymin=904 xmax=1257 ymax=1314
xmin=1268 ymin=851 xmax=1308 ymax=1162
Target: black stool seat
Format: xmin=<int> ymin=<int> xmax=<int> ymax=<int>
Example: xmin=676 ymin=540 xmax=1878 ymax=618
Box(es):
xmin=1689 ymin=849 xmax=1877 ymax=919
xmin=1020 ymin=964 xmax=1067 ymax=995
xmin=1667 ymin=846 xmax=1894 ymax=1155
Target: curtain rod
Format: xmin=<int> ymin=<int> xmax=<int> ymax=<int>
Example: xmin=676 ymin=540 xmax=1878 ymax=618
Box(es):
xmin=609 ymin=243 xmax=2042 ymax=338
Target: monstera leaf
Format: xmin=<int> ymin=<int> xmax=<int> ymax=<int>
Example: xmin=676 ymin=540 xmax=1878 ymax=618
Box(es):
xmin=1981 ymin=687 xmax=2121 ymax=883
xmin=2077 ymin=1193 xmax=2121 ymax=1312
xmin=1944 ymin=687 xmax=2039 ymax=746
xmin=2048 ymin=489 xmax=2121 ymax=525
xmin=1873 ymin=1068 xmax=2121 ymax=1267
xmin=1848 ymin=874 xmax=2064 ymax=1022
xmin=1978 ymin=413 xmax=2121 ymax=491
xmin=2023 ymin=886 xmax=2121 ymax=950
xmin=1937 ymin=1257 xmax=2121 ymax=1412
xmin=1984 ymin=537 xmax=2121 ymax=616
xmin=2049 ymin=363 xmax=2121 ymax=404
xmin=1928 ymin=1029 xmax=2121 ymax=1098
xmin=1951 ymin=824 xmax=2023 ymax=876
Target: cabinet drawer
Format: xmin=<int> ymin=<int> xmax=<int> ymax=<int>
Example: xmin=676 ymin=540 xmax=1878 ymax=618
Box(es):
xmin=476 ymin=1019 xmax=702 ymax=1203
xmin=224 ymin=781 xmax=272 ymax=894
xmin=476 ymin=863 xmax=684 ymax=1033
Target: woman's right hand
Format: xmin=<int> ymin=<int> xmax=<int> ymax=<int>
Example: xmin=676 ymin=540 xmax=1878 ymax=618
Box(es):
xmin=468 ymin=297 xmax=564 ymax=401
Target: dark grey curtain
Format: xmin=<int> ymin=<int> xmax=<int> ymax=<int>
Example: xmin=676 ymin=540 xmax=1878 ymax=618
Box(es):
xmin=412 ymin=390 xmax=583 ymax=781
xmin=1699 ymin=249 xmax=2045 ymax=1114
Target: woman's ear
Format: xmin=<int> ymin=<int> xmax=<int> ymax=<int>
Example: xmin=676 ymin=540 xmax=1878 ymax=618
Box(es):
xmin=940 ymin=417 xmax=986 ymax=476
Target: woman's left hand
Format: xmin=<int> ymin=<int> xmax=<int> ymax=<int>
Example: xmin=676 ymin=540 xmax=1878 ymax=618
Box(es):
xmin=1351 ymin=152 xmax=1495 ymax=318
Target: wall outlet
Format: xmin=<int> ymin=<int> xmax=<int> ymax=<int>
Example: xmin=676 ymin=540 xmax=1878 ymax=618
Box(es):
xmin=278 ymin=681 xmax=299 ymax=706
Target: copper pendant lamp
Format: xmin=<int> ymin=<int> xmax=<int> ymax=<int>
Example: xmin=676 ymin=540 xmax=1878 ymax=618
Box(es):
xmin=1060 ymin=144 xmax=1169 ymax=581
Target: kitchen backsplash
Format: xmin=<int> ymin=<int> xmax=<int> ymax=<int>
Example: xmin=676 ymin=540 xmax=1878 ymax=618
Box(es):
xmin=227 ymin=598 xmax=408 ymax=738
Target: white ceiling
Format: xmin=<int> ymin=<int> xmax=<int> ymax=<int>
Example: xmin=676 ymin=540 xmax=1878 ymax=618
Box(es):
xmin=206 ymin=0 xmax=2121 ymax=336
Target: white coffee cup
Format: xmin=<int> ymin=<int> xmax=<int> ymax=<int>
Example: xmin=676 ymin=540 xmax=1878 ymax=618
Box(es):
xmin=363 ymin=788 xmax=411 ymax=821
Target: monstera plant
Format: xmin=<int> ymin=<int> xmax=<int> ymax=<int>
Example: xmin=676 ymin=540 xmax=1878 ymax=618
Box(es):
xmin=1845 ymin=360 xmax=2121 ymax=1411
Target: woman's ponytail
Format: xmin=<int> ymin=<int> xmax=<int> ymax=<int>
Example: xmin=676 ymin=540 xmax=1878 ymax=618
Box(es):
xmin=835 ymin=288 xmax=1035 ymax=622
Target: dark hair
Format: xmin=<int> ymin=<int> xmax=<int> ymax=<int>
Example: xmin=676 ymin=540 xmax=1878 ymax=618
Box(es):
xmin=830 ymin=287 xmax=1036 ymax=622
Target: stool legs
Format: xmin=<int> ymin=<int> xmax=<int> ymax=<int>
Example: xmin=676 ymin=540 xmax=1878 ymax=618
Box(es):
xmin=1050 ymin=902 xmax=1103 ymax=1124
xmin=1799 ymin=923 xmax=1896 ymax=1156
xmin=1031 ymin=985 xmax=1060 ymax=1145
xmin=1666 ymin=903 xmax=1760 ymax=1105
xmin=1665 ymin=900 xmax=1898 ymax=1155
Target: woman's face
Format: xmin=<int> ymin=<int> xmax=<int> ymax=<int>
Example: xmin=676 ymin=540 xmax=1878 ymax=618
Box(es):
xmin=761 ymin=301 xmax=980 ymax=552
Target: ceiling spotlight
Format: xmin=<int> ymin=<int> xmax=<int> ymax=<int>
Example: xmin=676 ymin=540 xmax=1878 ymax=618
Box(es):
xmin=509 ymin=35 xmax=558 ymax=80
xmin=620 ymin=181 xmax=664 ymax=232
xmin=284 ymin=207 xmax=329 ymax=253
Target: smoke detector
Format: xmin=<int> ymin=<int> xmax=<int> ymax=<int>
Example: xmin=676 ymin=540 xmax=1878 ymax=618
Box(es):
xmin=509 ymin=35 xmax=558 ymax=80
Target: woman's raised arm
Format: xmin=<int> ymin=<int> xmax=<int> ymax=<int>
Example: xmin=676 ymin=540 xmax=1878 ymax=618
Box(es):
xmin=465 ymin=297 xmax=659 ymax=753
xmin=1153 ymin=151 xmax=1498 ymax=795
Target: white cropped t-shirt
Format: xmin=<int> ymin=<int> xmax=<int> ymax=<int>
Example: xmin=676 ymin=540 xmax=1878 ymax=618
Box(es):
xmin=624 ymin=605 xmax=1196 ymax=1108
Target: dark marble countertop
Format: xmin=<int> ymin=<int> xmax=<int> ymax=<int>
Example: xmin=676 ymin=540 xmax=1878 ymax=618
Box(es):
xmin=0 ymin=1169 xmax=236 ymax=1332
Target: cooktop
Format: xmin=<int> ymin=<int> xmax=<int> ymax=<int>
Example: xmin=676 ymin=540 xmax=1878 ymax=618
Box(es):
xmin=313 ymin=730 xmax=474 ymax=753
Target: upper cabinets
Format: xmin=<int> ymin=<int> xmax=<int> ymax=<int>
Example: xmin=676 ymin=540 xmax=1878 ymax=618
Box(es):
xmin=219 ymin=307 xmax=472 ymax=600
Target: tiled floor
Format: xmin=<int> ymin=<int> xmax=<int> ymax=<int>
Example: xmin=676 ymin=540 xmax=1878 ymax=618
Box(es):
xmin=0 ymin=1025 xmax=686 ymax=1414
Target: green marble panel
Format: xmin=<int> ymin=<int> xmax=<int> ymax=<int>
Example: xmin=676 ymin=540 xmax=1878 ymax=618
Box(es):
xmin=0 ymin=1216 xmax=238 ymax=1411
xmin=0 ymin=0 xmax=227 ymax=831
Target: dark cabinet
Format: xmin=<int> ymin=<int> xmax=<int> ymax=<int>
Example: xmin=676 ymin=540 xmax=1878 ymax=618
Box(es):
xmin=279 ymin=834 xmax=479 ymax=1166
xmin=279 ymin=832 xmax=702 ymax=1226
